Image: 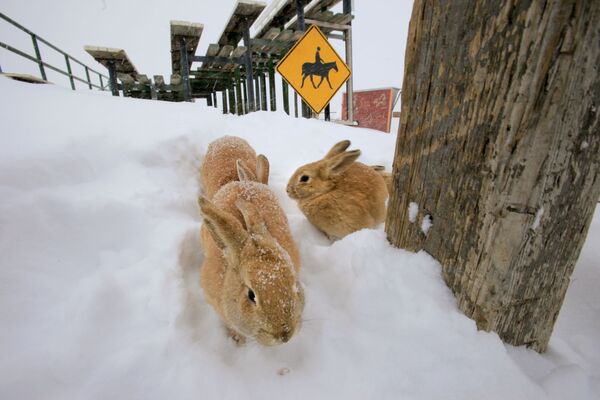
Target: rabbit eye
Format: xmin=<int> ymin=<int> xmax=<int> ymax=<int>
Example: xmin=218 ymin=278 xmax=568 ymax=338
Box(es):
xmin=247 ymin=288 xmax=256 ymax=304
xmin=300 ymin=175 xmax=309 ymax=183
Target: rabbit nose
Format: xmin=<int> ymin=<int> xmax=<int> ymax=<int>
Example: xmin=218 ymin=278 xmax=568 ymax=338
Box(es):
xmin=279 ymin=328 xmax=292 ymax=343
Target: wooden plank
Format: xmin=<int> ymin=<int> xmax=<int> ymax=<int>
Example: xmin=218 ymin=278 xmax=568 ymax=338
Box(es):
xmin=262 ymin=27 xmax=281 ymax=40
xmin=117 ymin=73 xmax=135 ymax=84
xmin=170 ymin=20 xmax=204 ymax=73
xmin=311 ymin=10 xmax=335 ymax=22
xmin=200 ymin=43 xmax=221 ymax=70
xmin=252 ymin=27 xmax=281 ymax=53
xmin=224 ymin=46 xmax=247 ymax=71
xmin=137 ymin=74 xmax=151 ymax=85
xmin=84 ymin=45 xmax=138 ymax=75
xmin=154 ymin=75 xmax=165 ymax=87
xmin=218 ymin=0 xmax=266 ymax=46
xmin=231 ymin=46 xmax=247 ymax=58
xmin=253 ymin=0 xmax=311 ymax=39
xmin=260 ymin=29 xmax=293 ymax=54
xmin=170 ymin=74 xmax=182 ymax=86
xmin=218 ymin=45 xmax=234 ymax=57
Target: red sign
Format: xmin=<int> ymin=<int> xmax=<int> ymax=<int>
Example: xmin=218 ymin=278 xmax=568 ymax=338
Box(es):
xmin=342 ymin=88 xmax=400 ymax=133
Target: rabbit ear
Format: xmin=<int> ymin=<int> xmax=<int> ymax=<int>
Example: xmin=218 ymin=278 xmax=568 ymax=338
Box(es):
xmin=236 ymin=159 xmax=258 ymax=182
xmin=256 ymin=154 xmax=270 ymax=185
xmin=235 ymin=199 xmax=270 ymax=238
xmin=198 ymin=196 xmax=248 ymax=252
xmin=324 ymin=140 xmax=351 ymax=159
xmin=325 ymin=149 xmax=361 ymax=175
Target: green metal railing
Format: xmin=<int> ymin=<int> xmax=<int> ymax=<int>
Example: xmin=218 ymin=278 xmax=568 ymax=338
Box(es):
xmin=0 ymin=12 xmax=109 ymax=90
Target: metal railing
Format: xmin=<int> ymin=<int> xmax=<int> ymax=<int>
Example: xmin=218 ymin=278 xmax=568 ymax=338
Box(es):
xmin=0 ymin=12 xmax=109 ymax=91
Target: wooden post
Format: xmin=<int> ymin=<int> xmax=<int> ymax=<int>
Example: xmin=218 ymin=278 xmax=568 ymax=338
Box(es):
xmin=385 ymin=0 xmax=600 ymax=353
xmin=324 ymin=104 xmax=330 ymax=121
xmin=207 ymin=94 xmax=213 ymax=107
xmin=213 ymin=91 xmax=218 ymax=108
xmin=282 ymin=79 xmax=290 ymax=115
xmin=99 ymin=74 xmax=104 ymax=90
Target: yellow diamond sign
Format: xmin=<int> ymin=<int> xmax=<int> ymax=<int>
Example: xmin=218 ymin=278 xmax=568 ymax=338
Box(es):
xmin=276 ymin=25 xmax=351 ymax=114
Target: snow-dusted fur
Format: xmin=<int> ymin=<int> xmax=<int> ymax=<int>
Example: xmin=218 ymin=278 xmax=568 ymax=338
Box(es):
xmin=287 ymin=140 xmax=388 ymax=240
xmin=200 ymin=136 xmax=269 ymax=198
xmin=198 ymin=179 xmax=303 ymax=346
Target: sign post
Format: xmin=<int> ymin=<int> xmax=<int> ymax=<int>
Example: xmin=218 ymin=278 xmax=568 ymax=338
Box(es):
xmin=276 ymin=25 xmax=351 ymax=116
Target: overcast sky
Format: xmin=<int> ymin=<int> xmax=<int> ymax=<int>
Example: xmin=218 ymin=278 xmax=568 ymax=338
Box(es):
xmin=1 ymin=0 xmax=413 ymax=117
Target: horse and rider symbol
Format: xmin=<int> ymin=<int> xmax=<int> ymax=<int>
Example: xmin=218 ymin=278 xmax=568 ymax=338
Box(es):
xmin=301 ymin=46 xmax=339 ymax=89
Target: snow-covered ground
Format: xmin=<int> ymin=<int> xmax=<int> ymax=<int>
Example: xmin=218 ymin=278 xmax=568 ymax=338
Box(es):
xmin=0 ymin=77 xmax=598 ymax=399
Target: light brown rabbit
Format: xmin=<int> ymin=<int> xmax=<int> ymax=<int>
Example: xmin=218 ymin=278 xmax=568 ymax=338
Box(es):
xmin=198 ymin=178 xmax=303 ymax=346
xmin=286 ymin=140 xmax=388 ymax=240
xmin=200 ymin=136 xmax=269 ymax=198
xmin=370 ymin=165 xmax=393 ymax=194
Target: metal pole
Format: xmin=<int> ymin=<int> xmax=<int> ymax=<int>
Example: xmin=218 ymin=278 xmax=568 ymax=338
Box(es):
xmin=294 ymin=92 xmax=299 ymax=118
xmin=282 ymin=80 xmax=290 ymax=115
xmin=242 ymin=78 xmax=248 ymax=113
xmin=31 ymin=34 xmax=46 ymax=81
xmin=325 ymin=104 xmax=330 ymax=121
xmin=295 ymin=0 xmax=305 ymax=31
xmin=84 ymin=67 xmax=92 ymax=90
xmin=268 ymin=60 xmax=276 ymax=111
xmin=180 ymin=38 xmax=192 ymax=102
xmin=242 ymin=18 xmax=256 ymax=112
xmin=260 ymin=73 xmax=267 ymax=111
xmin=108 ymin=61 xmax=119 ymax=96
xmin=254 ymin=74 xmax=261 ymax=110
xmin=235 ymin=69 xmax=243 ymax=115
xmin=295 ymin=0 xmax=310 ymax=119
xmin=343 ymin=0 xmax=354 ymax=124
xmin=222 ymin=90 xmax=228 ymax=114
xmin=64 ymin=55 xmax=75 ymax=90
xmin=228 ymin=80 xmax=236 ymax=114
xmin=213 ymin=91 xmax=218 ymax=108
xmin=99 ymin=74 xmax=104 ymax=90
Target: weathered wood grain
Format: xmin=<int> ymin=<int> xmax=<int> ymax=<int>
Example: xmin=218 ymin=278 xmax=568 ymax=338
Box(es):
xmin=385 ymin=0 xmax=600 ymax=352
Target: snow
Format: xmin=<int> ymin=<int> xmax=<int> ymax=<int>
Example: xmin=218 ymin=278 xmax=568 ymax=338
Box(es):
xmin=408 ymin=202 xmax=419 ymax=223
xmin=532 ymin=207 xmax=545 ymax=231
xmin=1 ymin=77 xmax=599 ymax=399
xmin=421 ymin=214 xmax=433 ymax=235
xmin=581 ymin=141 xmax=589 ymax=150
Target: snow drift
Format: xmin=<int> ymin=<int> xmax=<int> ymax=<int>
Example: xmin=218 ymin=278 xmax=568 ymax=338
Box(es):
xmin=0 ymin=77 xmax=598 ymax=399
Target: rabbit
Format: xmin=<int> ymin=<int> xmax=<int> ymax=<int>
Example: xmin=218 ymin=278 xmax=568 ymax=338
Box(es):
xmin=198 ymin=175 xmax=303 ymax=346
xmin=200 ymin=135 xmax=269 ymax=198
xmin=370 ymin=165 xmax=393 ymax=194
xmin=286 ymin=140 xmax=388 ymax=240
